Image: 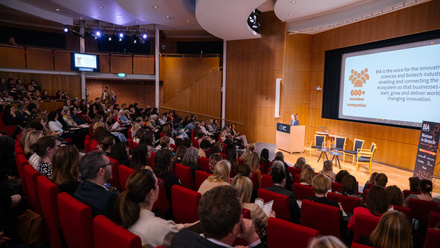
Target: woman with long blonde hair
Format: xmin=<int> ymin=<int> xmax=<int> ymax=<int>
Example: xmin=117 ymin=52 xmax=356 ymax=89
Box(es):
xmin=369 ymin=210 xmax=413 ymax=248
xmin=50 ymin=145 xmax=80 ymax=194
xmin=198 ymin=160 xmax=230 ymax=195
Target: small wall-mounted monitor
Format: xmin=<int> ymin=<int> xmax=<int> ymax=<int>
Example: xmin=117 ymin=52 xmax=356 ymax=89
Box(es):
xmin=71 ymin=52 xmax=100 ymax=72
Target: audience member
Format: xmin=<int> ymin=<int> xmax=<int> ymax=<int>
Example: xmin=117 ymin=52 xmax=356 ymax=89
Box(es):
xmin=131 ymin=145 xmax=151 ymax=171
xmin=74 ymin=151 xmax=118 ymax=219
xmin=307 ymin=174 xmax=341 ymax=210
xmin=265 ymin=165 xmax=301 ymax=224
xmin=110 ymin=142 xmax=130 ymax=167
xmin=340 ymin=175 xmax=359 ymax=197
xmin=408 ymin=176 xmax=420 ymax=193
xmin=171 ymin=186 xmax=263 ymax=248
xmin=320 ymin=160 xmax=336 ymax=182
xmin=50 ymin=145 xmax=80 ymax=195
xmin=181 ymin=147 xmax=201 ymax=177
xmin=198 ymin=139 xmax=211 ymax=158
xmin=335 ymin=170 xmax=350 ymax=183
xmin=198 ymin=160 xmax=230 ymax=195
xmin=153 ymin=149 xmax=180 ymax=204
xmin=208 ymin=153 xmax=223 ymax=173
xmin=386 ymin=185 xmax=404 ymax=207
xmin=308 ymin=236 xmax=347 ymax=248
xmin=293 ymin=157 xmax=306 ymax=170
xmin=273 ymin=152 xmax=293 ymax=191
xmin=363 ymin=172 xmax=378 ymax=191
xmin=404 ymin=179 xmax=439 ymax=206
xmin=374 ymin=173 xmax=388 ymax=187
xmin=34 ymin=136 xmax=60 ymax=178
xmin=299 ymin=167 xmax=315 ymax=186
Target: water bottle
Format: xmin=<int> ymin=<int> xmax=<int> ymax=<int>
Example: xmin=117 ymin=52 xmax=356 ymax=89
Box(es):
xmin=322 ymin=141 xmax=325 ymax=150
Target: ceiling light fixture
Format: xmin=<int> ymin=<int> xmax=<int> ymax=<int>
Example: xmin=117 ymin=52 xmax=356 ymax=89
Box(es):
xmin=95 ymin=31 xmax=102 ymax=38
xmin=290 ymin=1 xmax=297 ymax=3
xmin=153 ymin=6 xmax=158 ymax=9
xmin=119 ymin=33 xmax=124 ymax=38
xmin=108 ymin=36 xmax=112 ymax=41
xmin=55 ymin=8 xmax=60 ymax=12
xmin=142 ymin=33 xmax=147 ymax=39
xmin=98 ymin=6 xmax=104 ymax=9
xmin=289 ymin=13 xmax=294 ymax=16
xmin=116 ymin=15 xmax=121 ymax=18
xmin=63 ymin=27 xmax=69 ymax=33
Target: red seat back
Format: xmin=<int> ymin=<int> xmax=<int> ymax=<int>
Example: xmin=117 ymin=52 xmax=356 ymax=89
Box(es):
xmin=262 ymin=174 xmax=273 ymax=188
xmin=90 ymin=140 xmax=99 ymax=151
xmin=172 ymin=185 xmax=200 ymax=223
xmin=301 ymin=199 xmax=341 ymax=238
xmin=175 ymin=163 xmax=195 ymax=190
xmin=93 ymin=215 xmax=142 ymax=248
xmin=288 ymin=167 xmax=302 ymax=180
xmin=327 ymin=192 xmax=361 ymax=213
xmin=331 ymin=182 xmax=343 ymax=193
xmin=424 ymin=228 xmax=440 ymax=248
xmin=219 ymin=152 xmax=226 ymax=159
xmin=258 ymin=188 xmax=290 ymax=221
xmin=294 ymin=173 xmax=300 ymax=183
xmin=127 ymin=138 xmax=138 ymax=150
xmin=170 ymin=144 xmax=177 ymax=151
xmin=199 ymin=156 xmax=210 ymax=172
xmin=267 ymin=217 xmax=318 ymax=248
xmin=351 ymin=243 xmax=372 ymax=248
xmin=428 ymin=211 xmax=440 ymax=229
xmin=84 ymin=139 xmax=91 ymax=153
xmin=107 ymin=157 xmax=120 ymax=191
xmin=37 ymin=176 xmax=62 ymax=248
xmin=24 ymin=164 xmax=42 ymax=214
xmin=89 ymin=125 xmax=93 ymax=136
xmin=152 ymin=178 xmax=170 ymax=214
xmin=195 ymin=170 xmax=211 ymax=190
xmin=16 ymin=153 xmax=29 ymax=201
xmin=119 ymin=164 xmax=135 ymax=192
xmin=57 ymin=192 xmax=94 ymax=248
xmin=292 ymin=183 xmax=315 ymax=200
xmin=391 ymin=205 xmax=411 ymax=220
xmin=237 ymin=158 xmax=244 ymax=165
xmin=192 ymin=138 xmax=199 ymax=149
xmin=403 ymin=189 xmax=418 ymax=199
xmin=251 ymin=172 xmax=260 ymax=189
xmin=408 ymin=198 xmax=440 ymax=229
xmin=352 ymin=214 xmax=380 ymax=242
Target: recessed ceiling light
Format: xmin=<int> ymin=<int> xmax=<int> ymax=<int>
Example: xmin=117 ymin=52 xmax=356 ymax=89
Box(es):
xmin=290 ymin=1 xmax=297 ymax=3
xmin=166 ymin=15 xmax=170 ymax=18
xmin=186 ymin=20 xmax=190 ymax=23
xmin=135 ymin=21 xmax=140 ymax=24
xmin=116 ymin=15 xmax=121 ymax=18
xmin=98 ymin=6 xmax=104 ymax=9
xmin=289 ymin=13 xmax=294 ymax=16
xmin=55 ymin=8 xmax=60 ymax=12
xmin=153 ymin=6 xmax=158 ymax=9
xmin=80 ymin=17 xmax=83 ymax=20
xmin=166 ymin=15 xmax=174 ymax=19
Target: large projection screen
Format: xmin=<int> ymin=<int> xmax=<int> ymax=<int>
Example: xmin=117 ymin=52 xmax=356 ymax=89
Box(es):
xmin=338 ymin=38 xmax=440 ymax=128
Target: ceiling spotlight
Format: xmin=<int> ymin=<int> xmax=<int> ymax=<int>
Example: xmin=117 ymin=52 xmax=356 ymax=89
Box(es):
xmin=142 ymin=33 xmax=147 ymax=39
xmin=289 ymin=13 xmax=294 ymax=16
xmin=119 ymin=38 xmax=122 ymax=42
xmin=55 ymin=8 xmax=60 ymax=12
xmin=98 ymin=6 xmax=104 ymax=9
xmin=95 ymin=31 xmax=102 ymax=38
xmin=290 ymin=0 xmax=297 ymax=3
xmin=116 ymin=15 xmax=121 ymax=18
xmin=108 ymin=36 xmax=112 ymax=41
xmin=133 ymin=39 xmax=137 ymax=44
xmin=153 ymin=6 xmax=158 ymax=9
xmin=119 ymin=33 xmax=124 ymax=38
xmin=63 ymin=27 xmax=69 ymax=33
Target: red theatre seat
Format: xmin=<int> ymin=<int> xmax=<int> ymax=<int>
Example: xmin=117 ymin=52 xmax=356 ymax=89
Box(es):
xmin=57 ymin=192 xmax=94 ymax=248
xmin=331 ymin=182 xmax=343 ymax=193
xmin=93 ymin=215 xmax=142 ymax=248
xmin=198 ymin=156 xmax=210 ymax=172
xmin=327 ymin=192 xmax=361 ymax=213
xmin=351 ymin=243 xmax=372 ymax=248
xmin=195 ymin=170 xmax=211 ymax=191
xmin=119 ymin=164 xmax=135 ymax=192
xmin=152 ymin=178 xmax=170 ymax=214
xmin=292 ymin=183 xmax=315 ymax=200
xmin=23 ymin=164 xmax=42 ymax=215
xmin=408 ymin=198 xmax=440 ymax=230
xmin=258 ymin=188 xmax=290 ymax=222
xmin=175 ymin=163 xmax=195 ymax=190
xmin=107 ymin=157 xmax=120 ymax=191
xmin=262 ymin=174 xmax=273 ymax=188
xmin=301 ymin=199 xmax=340 ymax=238
xmin=267 ymin=217 xmax=319 ymax=248
xmin=37 ymin=176 xmax=62 ymax=248
xmin=352 ymin=214 xmax=380 ymax=243
xmin=428 ymin=211 xmax=440 ymax=229
xmin=172 ymin=185 xmax=200 ymax=223
xmin=288 ymin=167 xmax=302 ymax=180
xmin=424 ymin=228 xmax=440 ymax=248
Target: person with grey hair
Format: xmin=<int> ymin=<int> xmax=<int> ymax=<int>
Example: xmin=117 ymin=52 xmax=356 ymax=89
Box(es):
xmin=181 ymin=147 xmax=201 ymax=178
xmin=74 ymin=151 xmax=118 ymax=219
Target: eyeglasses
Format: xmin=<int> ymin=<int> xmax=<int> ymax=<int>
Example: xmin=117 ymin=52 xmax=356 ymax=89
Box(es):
xmin=100 ymin=161 xmax=113 ymax=168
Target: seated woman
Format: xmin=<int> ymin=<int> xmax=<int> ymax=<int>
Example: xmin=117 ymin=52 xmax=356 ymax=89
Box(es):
xmin=110 ymin=142 xmax=130 ymax=167
xmin=273 ymin=152 xmax=293 ymax=191
xmin=307 ymin=174 xmax=341 ymax=210
xmin=34 ymin=136 xmax=61 ymax=178
xmin=299 ymin=167 xmax=315 ymax=186
xmin=113 ymin=169 xmax=196 ymax=248
xmin=181 ymin=147 xmax=201 ymax=177
xmin=348 ymin=185 xmax=388 ymax=231
xmin=335 ymin=170 xmax=350 ymax=183
xmin=232 ymin=175 xmax=275 ymax=239
xmin=208 ymin=153 xmax=223 ymax=173
xmin=320 ymin=160 xmax=335 ymax=182
xmin=50 ymin=145 xmax=80 ymax=195
xmin=198 ymin=160 xmax=230 ymax=195
xmin=340 ymin=175 xmax=359 ymax=197
xmin=360 ymin=210 xmax=412 ymax=248
xmin=98 ymin=135 xmax=115 ymax=157
xmin=153 ymin=149 xmax=180 ymax=204
xmin=386 ymin=185 xmax=404 ymax=207
xmin=23 ymin=130 xmax=43 ymax=159
xmin=130 ymin=145 xmax=151 ymax=170
xmin=293 ymin=157 xmax=306 ymax=170
xmin=404 ymin=179 xmax=439 ymax=206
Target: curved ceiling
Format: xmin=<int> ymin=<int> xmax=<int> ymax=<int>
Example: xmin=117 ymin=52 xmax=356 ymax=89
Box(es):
xmin=0 ymin=0 xmax=430 ymax=40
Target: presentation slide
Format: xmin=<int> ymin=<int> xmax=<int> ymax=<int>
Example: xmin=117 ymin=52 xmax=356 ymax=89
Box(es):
xmin=339 ymin=39 xmax=440 ymax=127
xmin=74 ymin=53 xmax=97 ymax=69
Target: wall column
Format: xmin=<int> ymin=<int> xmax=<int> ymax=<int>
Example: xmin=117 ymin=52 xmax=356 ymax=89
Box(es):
xmin=221 ymin=40 xmax=227 ymax=128
xmin=155 ymin=25 xmax=160 ymax=109
xmin=79 ymin=20 xmax=86 ymax=99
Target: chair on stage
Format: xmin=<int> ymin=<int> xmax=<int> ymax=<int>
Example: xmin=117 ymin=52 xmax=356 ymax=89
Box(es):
xmin=310 ymin=134 xmax=326 ymax=159
xmin=334 ymin=136 xmax=346 ymax=151
xmin=343 ymin=139 xmax=365 ymax=164
xmin=355 ymin=143 xmax=377 ymax=174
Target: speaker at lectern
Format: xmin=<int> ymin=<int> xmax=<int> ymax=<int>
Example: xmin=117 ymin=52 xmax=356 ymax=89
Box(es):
xmin=276 ymin=123 xmax=305 ymax=154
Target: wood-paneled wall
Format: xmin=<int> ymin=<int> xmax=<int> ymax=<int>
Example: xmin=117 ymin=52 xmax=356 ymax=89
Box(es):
xmin=224 ymin=1 xmax=440 ymax=172
xmin=160 ymin=56 xmax=221 ymax=119
xmin=309 ymin=0 xmax=440 ymax=171
xmin=0 ymin=46 xmax=25 ymax=68
xmin=226 ymin=11 xmax=286 ymax=143
xmin=0 ymin=72 xmax=81 ymax=98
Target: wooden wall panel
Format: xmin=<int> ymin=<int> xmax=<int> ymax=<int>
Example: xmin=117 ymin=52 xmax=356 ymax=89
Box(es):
xmin=27 ymin=48 xmax=53 ymax=70
xmin=308 ymin=0 xmax=440 ymax=171
xmin=111 ymin=55 xmax=132 ymax=74
xmin=0 ymin=72 xmax=80 ymax=98
xmin=99 ymin=55 xmax=110 ymax=73
xmin=0 ymin=46 xmax=25 ymax=68
xmin=133 ymin=56 xmax=154 ymax=75
xmin=54 ymin=51 xmax=71 ymax=71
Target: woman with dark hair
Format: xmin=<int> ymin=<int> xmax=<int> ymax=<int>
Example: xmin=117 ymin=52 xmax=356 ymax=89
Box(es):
xmin=273 ymin=152 xmax=293 ymax=191
xmin=226 ymin=146 xmax=238 ymax=176
xmin=404 ymin=179 xmax=439 ymax=206
xmin=172 ymin=145 xmax=187 ymax=168
xmin=340 ymin=175 xmax=359 ymax=197
xmin=50 ymin=145 xmax=80 ymax=195
xmin=153 ymin=149 xmax=180 ymax=204
xmin=130 ymin=145 xmax=150 ymax=170
xmin=348 ymin=185 xmax=389 ymax=231
xmin=386 ymin=185 xmax=404 ymax=206
xmin=2 ymin=105 xmax=21 ymax=126
xmin=335 ymin=170 xmax=350 ymax=183
xmin=113 ymin=169 xmax=195 ymax=248
xmin=98 ymin=135 xmax=115 ymax=156
xmin=293 ymin=157 xmax=306 ymax=170
xmin=42 ymin=90 xmax=50 ymax=100
xmin=110 ymin=142 xmax=130 ymax=167
xmin=139 ymin=130 xmax=157 ymax=152
xmin=34 ymin=136 xmax=61 ymax=178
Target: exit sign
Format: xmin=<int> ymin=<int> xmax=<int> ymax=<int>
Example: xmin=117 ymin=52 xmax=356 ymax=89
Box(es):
xmin=117 ymin=73 xmax=126 ymax=78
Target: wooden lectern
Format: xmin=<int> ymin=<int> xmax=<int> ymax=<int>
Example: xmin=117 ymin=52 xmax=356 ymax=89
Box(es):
xmin=276 ymin=123 xmax=305 ymax=154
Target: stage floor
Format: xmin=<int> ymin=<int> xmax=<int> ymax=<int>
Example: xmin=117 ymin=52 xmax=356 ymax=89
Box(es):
xmin=254 ymin=142 xmax=440 ymax=194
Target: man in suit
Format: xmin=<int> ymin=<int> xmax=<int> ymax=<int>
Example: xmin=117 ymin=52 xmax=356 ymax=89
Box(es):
xmin=265 ymin=165 xmax=301 ymax=224
xmin=101 ymin=86 xmax=111 ymax=104
xmin=74 ymin=151 xmax=118 ymax=219
xmin=171 ymin=186 xmax=264 ymax=248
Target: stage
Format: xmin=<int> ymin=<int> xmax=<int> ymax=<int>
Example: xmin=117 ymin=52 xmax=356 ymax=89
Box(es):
xmin=254 ymin=142 xmax=440 ymax=194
